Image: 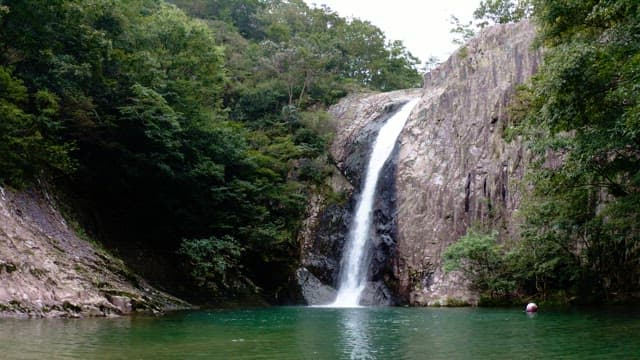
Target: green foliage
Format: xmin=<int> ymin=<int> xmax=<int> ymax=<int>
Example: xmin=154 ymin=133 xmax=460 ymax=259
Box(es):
xmin=178 ymin=236 xmax=251 ymax=292
xmin=0 ymin=0 xmax=423 ymax=303
xmin=508 ymin=0 xmax=640 ymax=301
xmin=0 ymin=67 xmax=75 ymax=186
xmin=449 ymin=16 xmax=476 ymax=45
xmin=447 ymin=0 xmax=640 ymax=304
xmin=443 ymin=231 xmax=500 ymax=274
xmin=229 ymin=0 xmax=421 ymax=112
xmin=297 ymin=157 xmax=332 ymax=185
xmin=422 ymin=55 xmax=442 ymax=73
xmin=451 ymin=0 xmax=532 ymax=46
xmin=168 ymin=0 xmax=265 ymax=39
xmin=474 ymin=0 xmax=533 ymax=28
xmin=443 ymin=230 xmax=516 ymax=297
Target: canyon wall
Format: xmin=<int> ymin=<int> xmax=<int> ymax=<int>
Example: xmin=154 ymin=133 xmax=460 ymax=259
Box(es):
xmin=300 ymin=20 xmax=541 ymax=305
xmin=396 ymin=20 xmax=540 ymax=305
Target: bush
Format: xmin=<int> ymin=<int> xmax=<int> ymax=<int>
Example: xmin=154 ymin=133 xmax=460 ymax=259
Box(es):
xmin=178 ymin=236 xmax=253 ymax=293
xmin=443 ymin=230 xmax=516 ymax=297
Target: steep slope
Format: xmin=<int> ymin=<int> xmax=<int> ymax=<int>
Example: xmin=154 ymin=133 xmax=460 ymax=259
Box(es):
xmin=396 ymin=20 xmax=540 ymax=305
xmin=0 ymin=186 xmax=189 ymax=317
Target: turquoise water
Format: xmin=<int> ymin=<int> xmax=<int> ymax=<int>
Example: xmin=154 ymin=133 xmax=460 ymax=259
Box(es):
xmin=1 ymin=306 xmax=640 ymax=359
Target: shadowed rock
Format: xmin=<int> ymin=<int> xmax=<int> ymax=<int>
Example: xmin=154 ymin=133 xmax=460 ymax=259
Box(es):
xmin=296 ymin=267 xmax=336 ymax=305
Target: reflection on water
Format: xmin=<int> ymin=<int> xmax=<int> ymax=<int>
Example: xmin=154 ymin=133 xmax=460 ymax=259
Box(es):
xmin=341 ymin=309 xmax=372 ymax=359
xmin=1 ymin=307 xmax=640 ymax=359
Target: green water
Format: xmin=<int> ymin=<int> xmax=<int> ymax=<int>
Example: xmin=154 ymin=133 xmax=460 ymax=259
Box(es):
xmin=1 ymin=306 xmax=639 ymax=359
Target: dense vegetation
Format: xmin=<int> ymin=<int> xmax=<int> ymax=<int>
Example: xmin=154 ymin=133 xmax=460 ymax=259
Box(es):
xmin=0 ymin=0 xmax=421 ymax=302
xmin=445 ymin=0 xmax=640 ymax=304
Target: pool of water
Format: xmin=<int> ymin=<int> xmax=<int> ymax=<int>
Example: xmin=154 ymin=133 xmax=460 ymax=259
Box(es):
xmin=1 ymin=306 xmax=639 ymax=359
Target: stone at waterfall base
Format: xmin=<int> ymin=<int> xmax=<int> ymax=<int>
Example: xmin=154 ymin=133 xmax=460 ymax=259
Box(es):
xmin=296 ymin=267 xmax=336 ymax=305
xmin=357 ymin=281 xmax=397 ymax=306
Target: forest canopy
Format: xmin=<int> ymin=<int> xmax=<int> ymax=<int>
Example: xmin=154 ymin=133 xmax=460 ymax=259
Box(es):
xmin=0 ymin=0 xmax=421 ymax=301
xmin=3 ymin=0 xmax=636 ymax=305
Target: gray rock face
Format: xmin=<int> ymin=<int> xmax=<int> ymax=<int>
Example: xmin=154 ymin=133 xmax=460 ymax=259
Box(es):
xmin=304 ymin=21 xmax=541 ymax=306
xmin=330 ymin=89 xmax=423 ymax=181
xmin=0 ymin=186 xmax=189 ymax=318
xmin=396 ymin=20 xmax=540 ymax=305
xmin=295 ymin=267 xmax=336 ymax=305
xmin=358 ymin=279 xmax=398 ymax=306
xmin=298 ymin=172 xmax=353 ymax=288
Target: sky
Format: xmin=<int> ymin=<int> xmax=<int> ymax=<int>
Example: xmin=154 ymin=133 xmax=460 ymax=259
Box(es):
xmin=303 ymin=0 xmax=482 ymax=66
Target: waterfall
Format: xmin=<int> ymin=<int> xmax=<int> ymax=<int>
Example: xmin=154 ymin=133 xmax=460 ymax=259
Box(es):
xmin=331 ymin=98 xmax=419 ymax=307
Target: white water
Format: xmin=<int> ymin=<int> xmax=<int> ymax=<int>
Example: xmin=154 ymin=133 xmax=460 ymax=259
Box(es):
xmin=331 ymin=98 xmax=419 ymax=307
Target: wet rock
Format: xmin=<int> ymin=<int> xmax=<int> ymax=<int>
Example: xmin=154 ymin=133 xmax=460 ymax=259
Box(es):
xmin=298 ymin=169 xmax=353 ymax=288
xmin=297 ymin=89 xmax=422 ymax=305
xmin=45 ymin=310 xmax=68 ymax=318
xmin=359 ymin=281 xmax=397 ymax=306
xmin=296 ymin=267 xmax=336 ymax=305
xmin=84 ymin=306 xmax=107 ymax=317
xmin=301 ymin=198 xmax=350 ymax=286
xmin=108 ymin=295 xmax=133 ymax=314
xmin=366 ymin=148 xmax=402 ymax=303
xmin=330 ymin=90 xmax=423 ymax=186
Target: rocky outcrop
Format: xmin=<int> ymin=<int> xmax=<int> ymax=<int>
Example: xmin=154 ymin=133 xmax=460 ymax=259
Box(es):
xmin=295 ymin=267 xmax=336 ymax=305
xmin=397 ymin=20 xmax=539 ymax=305
xmin=302 ymin=20 xmax=541 ymax=306
xmin=297 ymin=172 xmax=353 ymax=288
xmin=0 ymin=185 xmax=189 ymax=318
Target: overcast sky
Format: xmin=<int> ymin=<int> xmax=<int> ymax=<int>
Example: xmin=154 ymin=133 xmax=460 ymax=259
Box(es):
xmin=303 ymin=0 xmax=481 ymax=66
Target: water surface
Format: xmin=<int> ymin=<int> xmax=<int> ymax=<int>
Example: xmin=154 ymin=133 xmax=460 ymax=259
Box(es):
xmin=1 ymin=306 xmax=639 ymax=359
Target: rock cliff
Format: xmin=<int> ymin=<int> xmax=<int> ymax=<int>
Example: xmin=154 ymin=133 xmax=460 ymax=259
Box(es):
xmin=396 ymin=20 xmax=540 ymax=305
xmin=0 ymin=185 xmax=189 ymax=317
xmin=300 ymin=20 xmax=541 ymax=305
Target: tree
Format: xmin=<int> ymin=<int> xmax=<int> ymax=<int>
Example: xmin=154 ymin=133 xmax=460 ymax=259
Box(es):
xmin=168 ymin=0 xmax=265 ymax=39
xmin=450 ymin=0 xmax=532 ymax=46
xmin=443 ymin=230 xmax=517 ymax=298
xmin=0 ymin=67 xmax=75 ymax=186
xmin=449 ymin=15 xmax=475 ymax=45
xmin=0 ymin=0 xmax=424 ymax=304
xmin=513 ymin=0 xmax=640 ymax=300
xmin=474 ymin=0 xmax=533 ymax=28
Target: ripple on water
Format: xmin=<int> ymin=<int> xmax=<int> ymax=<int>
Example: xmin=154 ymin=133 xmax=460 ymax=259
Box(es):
xmin=0 ymin=307 xmax=639 ymax=359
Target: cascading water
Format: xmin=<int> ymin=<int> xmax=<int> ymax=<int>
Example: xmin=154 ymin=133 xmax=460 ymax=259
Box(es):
xmin=331 ymin=98 xmax=419 ymax=307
